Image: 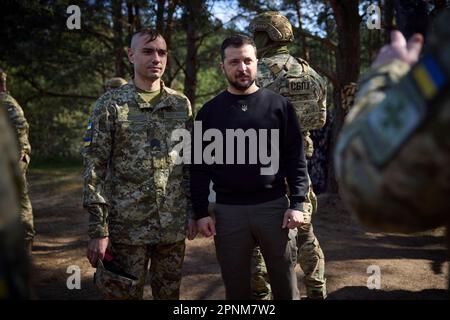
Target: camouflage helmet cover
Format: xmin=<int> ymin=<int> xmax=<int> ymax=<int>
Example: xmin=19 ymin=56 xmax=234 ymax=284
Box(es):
xmin=249 ymin=11 xmax=294 ymax=42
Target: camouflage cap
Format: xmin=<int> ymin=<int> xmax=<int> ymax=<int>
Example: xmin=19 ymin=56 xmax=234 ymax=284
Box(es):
xmin=94 ymin=259 xmax=139 ymax=299
xmin=105 ymin=77 xmax=127 ymax=90
xmin=250 ymin=11 xmax=294 ymax=42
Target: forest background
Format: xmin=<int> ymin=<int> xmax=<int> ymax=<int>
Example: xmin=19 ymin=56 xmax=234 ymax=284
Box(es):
xmin=1 ymin=0 xmax=446 ymax=193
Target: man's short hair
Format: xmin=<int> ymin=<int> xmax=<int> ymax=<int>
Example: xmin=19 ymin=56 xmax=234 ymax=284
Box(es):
xmin=220 ymin=34 xmax=257 ymax=61
xmin=130 ymin=28 xmax=164 ymax=48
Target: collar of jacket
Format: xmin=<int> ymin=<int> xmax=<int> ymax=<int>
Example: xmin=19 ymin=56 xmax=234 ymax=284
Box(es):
xmin=132 ymin=80 xmax=175 ymax=112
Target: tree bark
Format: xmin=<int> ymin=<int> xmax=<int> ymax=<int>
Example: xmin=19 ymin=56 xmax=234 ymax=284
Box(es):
xmin=327 ymin=0 xmax=361 ymax=193
xmin=383 ymin=0 xmax=395 ymax=43
xmin=294 ymin=0 xmax=310 ymax=61
xmin=183 ymin=0 xmax=202 ymax=107
xmin=156 ymin=0 xmax=165 ymax=34
xmin=112 ymin=0 xmax=126 ymax=77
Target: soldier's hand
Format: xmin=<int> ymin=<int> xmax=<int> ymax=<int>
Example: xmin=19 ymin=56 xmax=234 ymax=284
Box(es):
xmin=187 ymin=218 xmax=198 ymax=240
xmin=197 ymin=217 xmax=216 ymax=237
xmin=87 ymin=237 xmax=109 ymax=267
xmin=282 ymin=209 xmax=304 ymax=229
xmin=372 ymin=31 xmax=423 ymax=69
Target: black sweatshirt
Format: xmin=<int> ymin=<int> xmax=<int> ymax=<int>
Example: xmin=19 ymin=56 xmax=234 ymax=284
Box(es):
xmin=190 ymin=88 xmax=308 ymax=220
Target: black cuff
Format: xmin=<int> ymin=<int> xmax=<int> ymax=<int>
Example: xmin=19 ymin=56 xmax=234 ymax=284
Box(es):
xmin=194 ymin=207 xmax=210 ymax=220
xmin=288 ymin=197 xmax=305 ymax=211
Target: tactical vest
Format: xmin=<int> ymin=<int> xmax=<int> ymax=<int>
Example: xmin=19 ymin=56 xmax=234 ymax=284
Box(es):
xmin=257 ymin=54 xmax=326 ymax=131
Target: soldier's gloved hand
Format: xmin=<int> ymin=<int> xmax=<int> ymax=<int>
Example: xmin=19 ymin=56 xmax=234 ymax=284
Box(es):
xmin=197 ymin=217 xmax=216 ymax=237
xmin=87 ymin=236 xmax=109 ymax=267
xmin=372 ymin=30 xmax=423 ymax=68
xmin=187 ymin=218 xmax=198 ymax=240
xmin=282 ymin=209 xmax=304 ymax=229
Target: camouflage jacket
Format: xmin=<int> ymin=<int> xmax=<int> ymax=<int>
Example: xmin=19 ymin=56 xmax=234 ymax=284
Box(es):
xmin=256 ymin=53 xmax=327 ymax=157
xmin=82 ymin=82 xmax=194 ymax=245
xmin=335 ymin=34 xmax=450 ymax=233
xmin=0 ymin=92 xmax=31 ymax=163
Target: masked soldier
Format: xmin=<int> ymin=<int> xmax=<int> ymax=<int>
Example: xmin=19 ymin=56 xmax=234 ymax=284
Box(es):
xmin=249 ymin=11 xmax=327 ymax=299
xmin=0 ymin=69 xmax=34 ymax=254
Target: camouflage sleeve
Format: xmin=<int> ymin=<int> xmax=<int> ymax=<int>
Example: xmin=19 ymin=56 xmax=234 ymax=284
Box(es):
xmin=4 ymin=96 xmax=31 ymax=163
xmin=82 ymin=94 xmax=116 ymax=239
xmin=309 ymin=66 xmax=327 ymax=130
xmin=183 ymin=98 xmax=195 ymax=220
xmin=336 ymin=59 xmax=411 ymax=179
xmin=345 ymin=59 xmax=411 ymax=124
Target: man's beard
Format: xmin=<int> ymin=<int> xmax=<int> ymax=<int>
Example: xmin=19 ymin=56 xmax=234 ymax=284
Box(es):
xmin=225 ymin=72 xmax=255 ymax=92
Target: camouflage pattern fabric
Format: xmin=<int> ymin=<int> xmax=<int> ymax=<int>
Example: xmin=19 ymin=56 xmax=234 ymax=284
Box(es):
xmin=0 ymin=107 xmax=31 ymax=299
xmin=252 ymin=51 xmax=327 ymax=299
xmin=250 ymin=246 xmax=271 ymax=300
xmin=340 ymin=82 xmax=358 ymax=114
xmin=249 ymin=11 xmax=294 ymax=42
xmin=82 ymin=81 xmax=194 ymax=245
xmin=335 ymin=12 xmax=450 ymax=233
xmin=0 ymin=92 xmax=34 ymax=249
xmin=257 ymin=54 xmax=327 ymax=132
xmin=94 ymin=240 xmax=185 ymax=300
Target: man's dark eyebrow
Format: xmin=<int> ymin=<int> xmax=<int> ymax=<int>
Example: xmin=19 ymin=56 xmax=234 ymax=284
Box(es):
xmin=142 ymin=47 xmax=168 ymax=52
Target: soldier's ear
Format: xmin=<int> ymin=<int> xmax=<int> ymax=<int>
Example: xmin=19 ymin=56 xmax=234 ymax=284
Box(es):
xmin=220 ymin=62 xmax=224 ymax=73
xmin=127 ymin=48 xmax=134 ymax=64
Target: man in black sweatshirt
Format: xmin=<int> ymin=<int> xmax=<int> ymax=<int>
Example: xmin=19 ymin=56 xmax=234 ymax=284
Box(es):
xmin=190 ymin=34 xmax=308 ymax=300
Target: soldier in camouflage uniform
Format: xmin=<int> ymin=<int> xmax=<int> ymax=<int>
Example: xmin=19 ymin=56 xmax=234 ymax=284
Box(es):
xmin=0 ymin=69 xmax=34 ymax=255
xmin=0 ymin=106 xmax=31 ymax=299
xmin=249 ymin=12 xmax=327 ymax=299
xmin=335 ymin=12 xmax=450 ymax=235
xmin=83 ymin=28 xmax=197 ymax=300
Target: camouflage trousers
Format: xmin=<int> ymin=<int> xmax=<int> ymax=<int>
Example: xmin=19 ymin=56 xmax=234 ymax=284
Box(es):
xmin=19 ymin=160 xmax=34 ymax=249
xmin=251 ymin=182 xmax=327 ymax=299
xmin=95 ymin=240 xmax=186 ymax=300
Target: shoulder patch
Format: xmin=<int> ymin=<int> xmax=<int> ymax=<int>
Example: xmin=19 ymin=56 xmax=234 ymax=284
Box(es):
xmin=361 ymin=90 xmax=425 ymax=166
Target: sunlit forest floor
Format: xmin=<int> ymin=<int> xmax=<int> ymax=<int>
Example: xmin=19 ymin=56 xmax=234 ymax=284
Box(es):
xmin=28 ymin=164 xmax=449 ymax=300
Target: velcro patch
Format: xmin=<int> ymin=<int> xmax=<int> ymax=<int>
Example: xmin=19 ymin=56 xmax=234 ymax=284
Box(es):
xmin=361 ymin=91 xmax=425 ymax=166
xmin=126 ymin=114 xmax=147 ymax=122
xmin=287 ymin=78 xmax=314 ymax=95
xmin=164 ymin=111 xmax=187 ymax=120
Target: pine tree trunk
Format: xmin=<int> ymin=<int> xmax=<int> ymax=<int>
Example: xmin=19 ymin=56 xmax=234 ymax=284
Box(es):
xmin=112 ymin=0 xmax=126 ymax=77
xmin=326 ymin=0 xmax=361 ymax=193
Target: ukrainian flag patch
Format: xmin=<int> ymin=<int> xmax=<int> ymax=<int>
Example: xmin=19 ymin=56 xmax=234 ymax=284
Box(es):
xmin=412 ymin=55 xmax=446 ymax=100
xmin=83 ymin=136 xmax=92 ymax=147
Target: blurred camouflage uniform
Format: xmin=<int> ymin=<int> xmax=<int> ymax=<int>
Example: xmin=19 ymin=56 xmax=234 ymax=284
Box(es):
xmin=0 ymin=107 xmax=31 ymax=299
xmin=335 ymin=11 xmax=450 ymax=234
xmin=105 ymin=77 xmax=127 ymax=92
xmin=249 ymin=11 xmax=327 ymax=299
xmin=83 ymin=81 xmax=193 ymax=299
xmin=0 ymin=69 xmax=34 ymax=254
